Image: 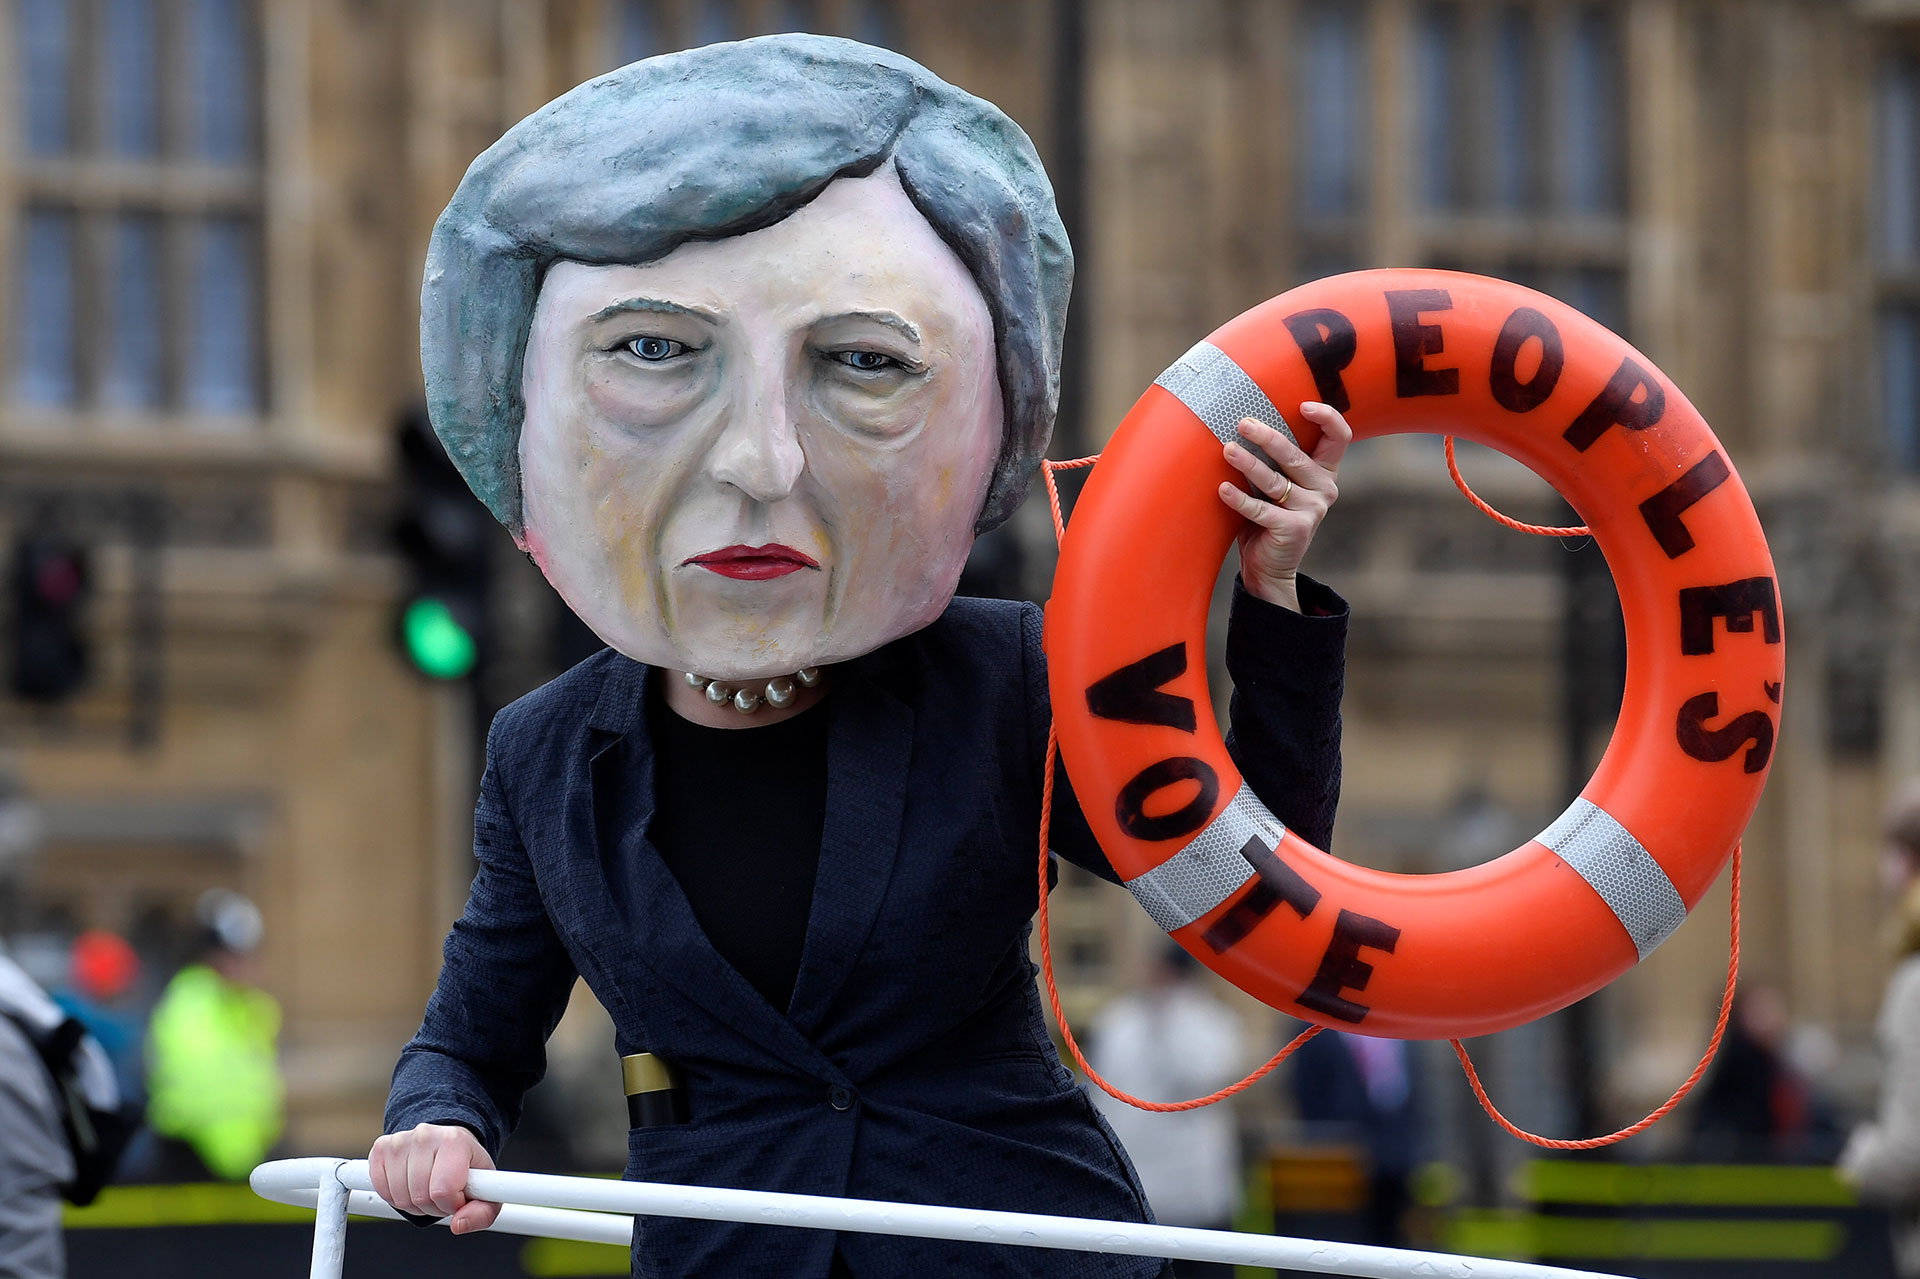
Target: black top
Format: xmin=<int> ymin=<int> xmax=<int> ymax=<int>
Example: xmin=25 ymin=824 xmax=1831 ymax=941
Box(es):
xmin=645 ymin=692 xmax=830 ymax=1012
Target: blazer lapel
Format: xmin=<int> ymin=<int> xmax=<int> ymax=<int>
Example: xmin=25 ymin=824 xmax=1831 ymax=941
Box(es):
xmin=785 ymin=657 xmax=915 ymax=1035
xmin=582 ymin=659 xmax=828 ymax=1076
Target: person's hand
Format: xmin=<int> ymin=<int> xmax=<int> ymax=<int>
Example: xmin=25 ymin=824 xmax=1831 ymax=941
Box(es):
xmin=1216 ymin=402 xmax=1353 ymax=611
xmin=369 ymin=1122 xmax=501 ymax=1235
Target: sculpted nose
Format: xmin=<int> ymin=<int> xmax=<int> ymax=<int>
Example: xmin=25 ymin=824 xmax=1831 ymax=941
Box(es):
xmin=706 ymin=395 xmax=806 ymax=503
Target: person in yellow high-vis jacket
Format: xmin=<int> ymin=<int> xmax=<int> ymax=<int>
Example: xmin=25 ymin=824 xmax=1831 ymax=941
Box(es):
xmin=146 ymin=891 xmax=284 ymax=1182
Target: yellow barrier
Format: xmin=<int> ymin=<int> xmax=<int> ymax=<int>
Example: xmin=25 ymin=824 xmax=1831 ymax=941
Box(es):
xmin=1444 ymin=1211 xmax=1847 ymax=1263
xmin=66 ymin=1183 xmax=319 ymax=1229
xmin=1515 ymin=1162 xmax=1856 ymax=1209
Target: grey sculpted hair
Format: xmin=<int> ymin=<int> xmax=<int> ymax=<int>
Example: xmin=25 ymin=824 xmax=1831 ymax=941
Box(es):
xmin=422 ymin=33 xmax=1073 ymax=537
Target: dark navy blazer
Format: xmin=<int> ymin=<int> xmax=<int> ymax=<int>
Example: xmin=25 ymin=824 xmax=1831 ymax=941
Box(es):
xmin=386 ymin=580 xmax=1346 ymax=1278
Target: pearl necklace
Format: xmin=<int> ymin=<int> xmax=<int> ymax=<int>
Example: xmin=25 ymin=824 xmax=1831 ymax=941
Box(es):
xmin=682 ymin=666 xmax=822 ymax=715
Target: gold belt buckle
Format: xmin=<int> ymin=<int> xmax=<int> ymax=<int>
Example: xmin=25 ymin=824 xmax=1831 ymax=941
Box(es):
xmin=621 ymin=1052 xmax=690 ymax=1127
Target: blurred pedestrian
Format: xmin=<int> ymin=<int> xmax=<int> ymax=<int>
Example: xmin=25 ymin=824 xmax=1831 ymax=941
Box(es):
xmin=145 ymin=891 xmax=284 ymax=1182
xmin=1839 ymin=783 xmax=1920 ymax=1277
xmin=1693 ymin=986 xmax=1817 ymax=1161
xmin=1 ymin=939 xmax=134 ymax=1277
xmin=54 ymin=929 xmax=145 ymax=1102
xmin=1288 ymin=1027 xmax=1422 ymax=1247
xmin=0 ymin=947 xmax=73 ymax=1279
xmin=1087 ymin=947 xmax=1247 ymax=1279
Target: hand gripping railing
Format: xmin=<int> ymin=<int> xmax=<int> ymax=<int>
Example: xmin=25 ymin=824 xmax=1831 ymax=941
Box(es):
xmin=253 ymin=1157 xmax=1630 ymax=1279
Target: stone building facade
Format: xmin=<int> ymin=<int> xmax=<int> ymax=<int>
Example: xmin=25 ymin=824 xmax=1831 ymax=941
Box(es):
xmin=2 ymin=0 xmax=1918 ymax=1158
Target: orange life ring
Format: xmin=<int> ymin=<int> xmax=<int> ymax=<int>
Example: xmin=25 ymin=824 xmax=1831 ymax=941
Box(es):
xmin=1046 ymin=269 xmax=1782 ymax=1040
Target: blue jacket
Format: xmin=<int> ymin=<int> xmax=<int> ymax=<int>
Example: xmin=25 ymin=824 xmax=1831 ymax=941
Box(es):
xmin=386 ymin=582 xmax=1346 ymax=1277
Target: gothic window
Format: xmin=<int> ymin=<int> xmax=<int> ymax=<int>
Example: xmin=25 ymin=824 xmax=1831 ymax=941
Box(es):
xmin=1414 ymin=2 xmax=1464 ymax=211
xmin=1557 ymin=4 xmax=1623 ymax=216
xmin=691 ymin=0 xmax=735 ymax=47
xmin=616 ymin=0 xmax=660 ymax=63
xmin=848 ymin=0 xmax=899 ymax=51
xmin=1876 ymin=50 xmax=1920 ymax=471
xmin=1295 ymin=0 xmax=1368 ymax=278
xmin=1294 ymin=0 xmax=1629 ymax=329
xmin=15 ymin=210 xmax=77 ymax=407
xmin=610 ymin=1 xmax=904 ymax=72
xmin=5 ymin=0 xmax=266 ymax=418
xmin=769 ymin=0 xmax=818 ymax=35
xmin=1297 ymin=0 xmax=1368 ymax=223
xmin=1487 ymin=5 xmax=1533 ymax=214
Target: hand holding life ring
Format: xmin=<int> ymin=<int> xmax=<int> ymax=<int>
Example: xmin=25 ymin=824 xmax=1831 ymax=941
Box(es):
xmin=1047 ymin=269 xmax=1781 ymax=1041
xmin=1215 ymin=403 xmax=1353 ymax=612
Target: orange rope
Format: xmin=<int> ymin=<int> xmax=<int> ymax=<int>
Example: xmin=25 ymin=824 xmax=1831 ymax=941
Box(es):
xmin=1444 ymin=436 xmax=1590 ymax=538
xmin=1033 ymin=441 xmax=1739 ymax=1146
xmin=1041 ymin=454 xmax=1100 ymax=544
xmin=1439 ymin=436 xmax=1743 ymax=1146
xmin=1450 ymin=844 xmax=1742 ymax=1148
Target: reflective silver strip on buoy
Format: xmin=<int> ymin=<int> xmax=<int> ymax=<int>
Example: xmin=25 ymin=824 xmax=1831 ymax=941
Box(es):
xmin=1536 ymin=798 xmax=1687 ymax=960
xmin=1153 ymin=341 xmax=1298 ymax=458
xmin=1122 ymin=784 xmax=1287 ymax=933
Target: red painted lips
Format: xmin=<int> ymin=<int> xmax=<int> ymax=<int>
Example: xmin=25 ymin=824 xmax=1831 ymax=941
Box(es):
xmin=684 ymin=543 xmax=821 ymax=581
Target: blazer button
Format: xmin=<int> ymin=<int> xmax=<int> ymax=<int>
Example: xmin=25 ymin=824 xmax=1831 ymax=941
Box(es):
xmin=828 ymin=1084 xmax=855 ymax=1112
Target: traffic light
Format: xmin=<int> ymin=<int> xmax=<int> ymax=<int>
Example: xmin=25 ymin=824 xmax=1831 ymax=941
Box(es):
xmin=393 ymin=412 xmax=491 ymax=680
xmin=8 ymin=534 xmax=93 ymax=702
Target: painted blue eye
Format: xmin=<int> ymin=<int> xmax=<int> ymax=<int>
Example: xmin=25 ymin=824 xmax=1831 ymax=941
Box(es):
xmin=833 ymin=350 xmax=901 ymax=372
xmin=627 ymin=336 xmax=688 ymax=361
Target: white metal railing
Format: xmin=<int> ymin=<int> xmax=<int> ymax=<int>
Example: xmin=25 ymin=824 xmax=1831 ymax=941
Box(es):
xmin=252 ymin=1157 xmax=1630 ymax=1279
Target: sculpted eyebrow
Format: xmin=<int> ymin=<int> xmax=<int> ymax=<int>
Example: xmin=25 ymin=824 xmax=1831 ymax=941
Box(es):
xmin=590 ymin=296 xmax=723 ymax=324
xmin=822 ymin=310 xmax=922 ymax=344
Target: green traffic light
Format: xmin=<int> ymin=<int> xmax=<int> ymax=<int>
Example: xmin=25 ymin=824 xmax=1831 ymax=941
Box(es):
xmin=402 ymin=597 xmax=477 ymax=680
